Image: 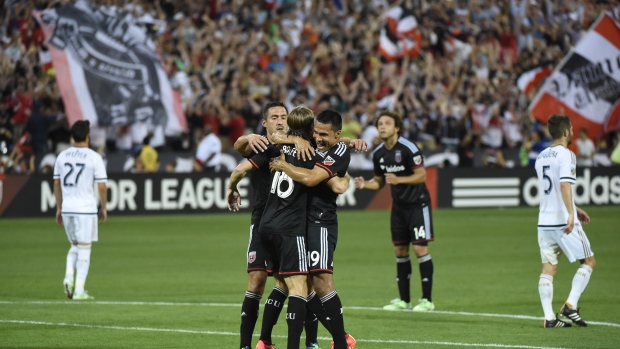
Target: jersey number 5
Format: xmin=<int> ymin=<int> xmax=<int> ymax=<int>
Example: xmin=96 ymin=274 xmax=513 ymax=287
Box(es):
xmin=63 ymin=163 xmax=85 ymax=187
xmin=542 ymin=165 xmax=552 ymax=195
xmin=270 ymin=171 xmax=294 ymax=199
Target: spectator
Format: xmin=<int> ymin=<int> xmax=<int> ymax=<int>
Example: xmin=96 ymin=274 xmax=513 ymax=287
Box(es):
xmin=0 ymin=103 xmax=14 ymax=156
xmin=193 ymin=125 xmax=221 ymax=173
xmin=139 ymin=134 xmax=160 ymax=173
xmin=575 ymin=128 xmax=596 ymax=167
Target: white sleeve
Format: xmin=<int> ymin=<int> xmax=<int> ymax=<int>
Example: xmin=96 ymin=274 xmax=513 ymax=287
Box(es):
xmin=94 ymin=155 xmax=107 ymax=183
xmin=195 ymin=141 xmax=211 ymax=163
xmin=559 ymin=150 xmax=576 ymax=184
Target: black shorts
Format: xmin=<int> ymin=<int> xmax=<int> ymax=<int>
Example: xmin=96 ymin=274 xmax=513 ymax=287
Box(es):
xmin=260 ymin=232 xmax=308 ymax=276
xmin=390 ymin=204 xmax=434 ymax=246
xmin=246 ymin=217 xmax=268 ymax=272
xmin=306 ymin=223 xmax=338 ymax=274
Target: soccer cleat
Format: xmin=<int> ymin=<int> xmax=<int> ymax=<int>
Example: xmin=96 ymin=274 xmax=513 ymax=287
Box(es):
xmin=306 ymin=343 xmax=322 ymax=349
xmin=543 ymin=317 xmax=572 ymax=328
xmin=382 ymin=299 xmax=412 ymax=311
xmin=63 ymin=279 xmax=74 ymax=299
xmin=255 ymin=340 xmax=276 ymax=349
xmin=330 ymin=333 xmax=357 ymax=349
xmin=412 ymin=298 xmax=435 ymax=312
xmin=560 ymin=303 xmax=587 ymax=327
xmin=72 ymin=292 xmax=94 ymax=300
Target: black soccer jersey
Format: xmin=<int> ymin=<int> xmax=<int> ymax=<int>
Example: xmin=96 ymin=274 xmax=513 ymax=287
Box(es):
xmin=372 ymin=137 xmax=430 ymax=207
xmin=246 ymin=136 xmax=270 ymax=219
xmin=307 ymin=142 xmax=351 ymax=224
xmin=250 ymin=144 xmax=315 ymax=236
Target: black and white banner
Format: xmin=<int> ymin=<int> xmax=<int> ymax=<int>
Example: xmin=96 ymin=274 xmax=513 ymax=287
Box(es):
xmin=34 ymin=0 xmax=186 ymax=134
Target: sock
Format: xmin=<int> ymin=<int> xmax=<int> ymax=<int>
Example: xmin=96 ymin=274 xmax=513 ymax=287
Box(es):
xmin=65 ymin=245 xmax=78 ymax=281
xmin=566 ymin=265 xmax=593 ymax=309
xmin=307 ymin=290 xmax=332 ymax=336
xmin=304 ymin=291 xmax=319 ymax=346
xmin=418 ymin=254 xmax=434 ymax=302
xmin=321 ymin=291 xmax=347 ymax=349
xmin=260 ymin=286 xmax=287 ymax=344
xmin=286 ymin=295 xmax=307 ymax=349
xmin=539 ymin=274 xmax=555 ymax=321
xmin=396 ymin=256 xmax=412 ymax=303
xmin=74 ymin=244 xmax=91 ymax=295
xmin=240 ymin=291 xmax=261 ymax=348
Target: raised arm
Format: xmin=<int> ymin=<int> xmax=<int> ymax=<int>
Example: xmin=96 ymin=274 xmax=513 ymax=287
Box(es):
xmin=234 ymin=134 xmax=269 ymax=157
xmin=271 ymin=131 xmax=315 ymax=161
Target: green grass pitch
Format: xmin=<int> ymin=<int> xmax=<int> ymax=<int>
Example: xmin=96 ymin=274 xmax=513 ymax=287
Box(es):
xmin=1 ymin=207 xmax=619 ymax=348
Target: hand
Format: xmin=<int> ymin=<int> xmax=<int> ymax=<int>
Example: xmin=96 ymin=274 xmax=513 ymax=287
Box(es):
xmin=384 ymin=173 xmax=400 ymax=185
xmin=227 ymin=187 xmax=241 ymax=212
xmin=353 ymin=176 xmax=365 ymax=189
xmin=248 ymin=134 xmax=269 ymax=153
xmin=294 ymin=138 xmax=315 ymax=161
xmin=269 ymin=152 xmax=287 ymax=172
xmin=349 ymin=139 xmax=368 ymax=153
xmin=576 ymin=208 xmax=590 ymax=225
xmin=564 ymin=214 xmax=574 ymax=234
xmin=56 ymin=210 xmax=63 ymax=226
xmin=99 ymin=209 xmax=107 ymax=223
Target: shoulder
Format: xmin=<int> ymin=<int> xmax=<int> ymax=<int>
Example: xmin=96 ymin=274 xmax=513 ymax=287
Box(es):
xmin=397 ymin=137 xmax=420 ymax=154
xmin=328 ymin=142 xmax=349 ymax=158
xmin=371 ymin=143 xmax=385 ymax=158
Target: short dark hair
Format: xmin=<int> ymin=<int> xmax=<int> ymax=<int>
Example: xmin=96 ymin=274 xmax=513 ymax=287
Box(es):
xmin=547 ymin=114 xmax=571 ymax=140
xmin=375 ymin=110 xmax=403 ymax=133
xmin=262 ymin=101 xmax=288 ymax=120
xmin=315 ymin=109 xmax=342 ymax=131
xmin=71 ymin=120 xmax=90 ymax=142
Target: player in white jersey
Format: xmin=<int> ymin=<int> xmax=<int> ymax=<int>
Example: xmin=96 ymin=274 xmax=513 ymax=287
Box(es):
xmin=53 ymin=120 xmax=107 ymax=300
xmin=535 ymin=114 xmax=595 ymax=328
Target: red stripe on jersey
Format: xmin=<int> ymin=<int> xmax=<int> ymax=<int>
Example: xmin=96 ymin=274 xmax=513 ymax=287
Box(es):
xmin=249 ymin=158 xmax=260 ymax=169
xmin=315 ymin=162 xmax=335 ymax=177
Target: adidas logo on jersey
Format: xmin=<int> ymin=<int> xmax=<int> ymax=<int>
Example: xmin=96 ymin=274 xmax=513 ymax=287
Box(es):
xmin=323 ymin=156 xmax=336 ymax=166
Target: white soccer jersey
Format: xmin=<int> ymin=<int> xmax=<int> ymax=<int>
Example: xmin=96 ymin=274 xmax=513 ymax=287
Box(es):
xmin=535 ymin=145 xmax=579 ymax=229
xmin=53 ymin=147 xmax=107 ymax=215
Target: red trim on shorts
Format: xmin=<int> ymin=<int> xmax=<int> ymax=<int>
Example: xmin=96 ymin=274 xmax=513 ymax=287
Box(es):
xmin=278 ymin=271 xmax=309 ymax=275
xmin=412 ymin=238 xmax=434 ymax=245
xmin=247 ymin=268 xmax=267 ymax=273
xmin=309 ymin=268 xmax=333 ymax=274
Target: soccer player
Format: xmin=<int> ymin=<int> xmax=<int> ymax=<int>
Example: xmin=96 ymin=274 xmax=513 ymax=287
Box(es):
xmin=270 ymin=109 xmax=357 ymax=349
xmin=228 ymin=106 xmax=315 ymax=349
xmin=354 ymin=111 xmax=435 ymax=312
xmin=535 ymin=114 xmax=595 ymax=328
xmin=53 ymin=120 xmax=107 ymax=300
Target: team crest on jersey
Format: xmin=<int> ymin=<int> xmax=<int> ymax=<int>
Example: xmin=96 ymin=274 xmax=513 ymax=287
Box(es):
xmin=413 ymin=155 xmax=422 ymax=165
xmin=248 ymin=251 xmax=256 ymax=263
xmin=395 ymin=150 xmax=402 ymax=163
xmin=323 ymin=156 xmax=336 ymax=166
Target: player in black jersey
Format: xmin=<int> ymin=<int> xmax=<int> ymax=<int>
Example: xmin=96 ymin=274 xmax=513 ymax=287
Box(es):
xmin=354 ymin=111 xmax=436 ymax=312
xmin=229 ymin=106 xmax=316 ymax=349
xmin=270 ymin=110 xmax=357 ymax=349
xmin=228 ymin=102 xmax=292 ymax=349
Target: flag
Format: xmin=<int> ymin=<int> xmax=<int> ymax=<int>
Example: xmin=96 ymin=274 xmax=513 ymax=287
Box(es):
xmin=378 ymin=6 xmax=423 ymax=62
xmin=517 ymin=65 xmax=553 ymax=95
xmin=529 ymin=12 xmax=620 ymax=138
xmin=33 ymin=1 xmax=186 ymax=135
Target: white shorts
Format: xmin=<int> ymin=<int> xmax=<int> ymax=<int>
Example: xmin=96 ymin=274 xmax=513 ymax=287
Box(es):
xmin=63 ymin=215 xmax=98 ymax=244
xmin=538 ymin=226 xmax=593 ymax=265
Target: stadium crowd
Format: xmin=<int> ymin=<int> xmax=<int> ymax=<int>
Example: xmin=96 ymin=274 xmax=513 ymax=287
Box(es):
xmin=1 ymin=0 xmax=620 ymax=175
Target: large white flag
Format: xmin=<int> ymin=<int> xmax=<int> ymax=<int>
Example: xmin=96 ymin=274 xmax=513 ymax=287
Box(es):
xmin=529 ymin=12 xmax=620 ymax=138
xmin=34 ymin=0 xmax=186 ymax=135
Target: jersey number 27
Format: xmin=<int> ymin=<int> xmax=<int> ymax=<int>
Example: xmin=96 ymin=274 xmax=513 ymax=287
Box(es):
xmin=63 ymin=163 xmax=85 ymax=187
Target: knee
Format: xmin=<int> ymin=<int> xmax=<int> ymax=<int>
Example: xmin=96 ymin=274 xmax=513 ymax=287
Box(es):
xmin=247 ymin=272 xmax=267 ymax=294
xmin=583 ymin=257 xmax=596 ymax=269
xmin=412 ymin=245 xmax=429 ymax=258
xmin=312 ymin=275 xmax=334 ymax=297
xmin=394 ymin=245 xmax=408 ymax=257
xmin=541 ymin=263 xmax=557 ymax=276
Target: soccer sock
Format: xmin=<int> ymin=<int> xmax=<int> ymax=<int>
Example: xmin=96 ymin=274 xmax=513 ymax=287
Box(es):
xmin=74 ymin=244 xmax=91 ymax=295
xmin=307 ymin=290 xmax=332 ymax=335
xmin=260 ymin=286 xmax=287 ymax=344
xmin=65 ymin=245 xmax=78 ymax=281
xmin=321 ymin=291 xmax=347 ymax=349
xmin=240 ymin=291 xmax=261 ymax=348
xmin=566 ymin=265 xmax=593 ymax=309
xmin=396 ymin=256 xmax=412 ymax=303
xmin=418 ymin=254 xmax=434 ymax=302
xmin=286 ymin=295 xmax=307 ymax=349
xmin=304 ymin=291 xmax=319 ymax=346
xmin=538 ymin=274 xmax=555 ymax=320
